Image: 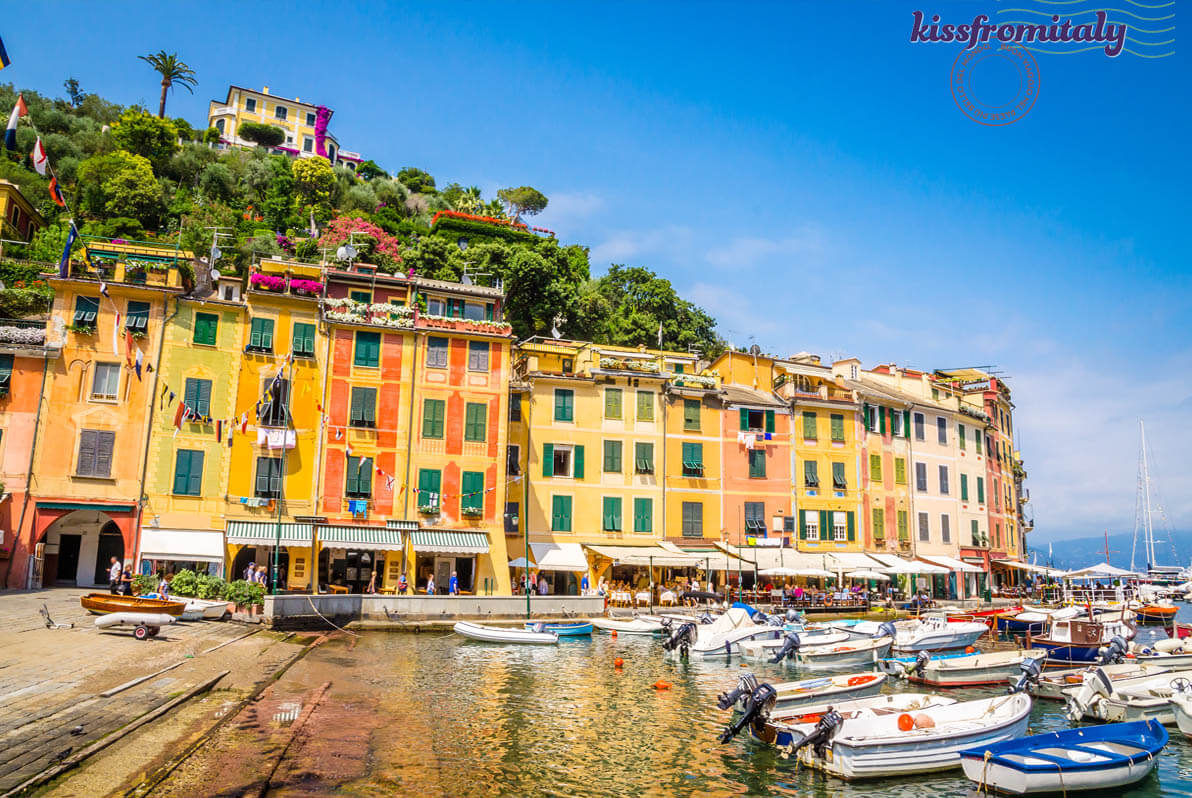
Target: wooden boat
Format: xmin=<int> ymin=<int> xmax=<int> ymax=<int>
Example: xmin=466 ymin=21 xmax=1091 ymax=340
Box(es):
xmin=453 ymin=621 xmax=558 ymax=644
xmin=1022 ymin=662 xmax=1171 ymax=700
xmin=996 ymin=605 xmax=1079 ymax=634
xmin=790 ymin=636 xmax=893 ymax=670
xmin=960 ymin=720 xmax=1167 ymax=794
xmin=905 ymin=649 xmax=1050 ymax=688
xmin=1030 ymin=616 xmax=1135 ymax=664
xmin=80 ymin=593 xmax=186 ymax=617
xmin=1168 ymin=621 xmax=1191 ymax=639
xmin=589 ymin=616 xmax=664 ymax=635
xmin=1065 ymin=666 xmax=1192 ymax=724
xmin=761 ymin=694 xmax=1033 ymax=779
xmin=947 ymin=605 xmax=1019 ymax=628
xmin=1133 ymin=601 xmax=1178 ymax=625
xmin=723 ymin=672 xmax=887 ymax=712
xmin=523 ymin=621 xmax=592 ymax=636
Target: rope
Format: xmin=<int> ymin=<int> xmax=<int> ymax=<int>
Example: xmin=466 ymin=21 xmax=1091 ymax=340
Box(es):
xmin=979 ymin=749 xmax=991 ymax=792
xmin=306 ymin=596 xmax=359 ymax=636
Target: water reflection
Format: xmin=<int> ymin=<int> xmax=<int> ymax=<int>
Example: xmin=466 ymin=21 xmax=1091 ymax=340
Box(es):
xmin=304 ymin=618 xmax=1191 ymax=797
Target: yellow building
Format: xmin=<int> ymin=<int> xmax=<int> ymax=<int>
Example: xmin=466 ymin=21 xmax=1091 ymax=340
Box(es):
xmin=511 ymin=340 xmax=703 ymax=591
xmin=662 ymin=361 xmax=722 ymax=548
xmin=223 ymin=257 xmax=325 ymax=591
xmin=27 ymin=239 xmax=186 ymax=587
xmin=138 ymin=278 xmax=247 ymax=576
xmin=0 ymin=179 xmax=44 ymax=245
xmin=207 ymin=85 xmax=362 ymax=168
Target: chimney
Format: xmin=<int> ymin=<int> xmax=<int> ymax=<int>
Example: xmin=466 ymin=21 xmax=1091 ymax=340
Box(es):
xmin=262 ymin=86 xmax=270 ymax=95
xmin=295 ymin=97 xmax=300 ymax=102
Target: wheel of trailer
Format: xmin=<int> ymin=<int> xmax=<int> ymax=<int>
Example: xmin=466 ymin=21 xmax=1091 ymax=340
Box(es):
xmin=134 ymin=624 xmax=150 ymax=640
xmin=148 ymin=626 xmax=161 ymax=637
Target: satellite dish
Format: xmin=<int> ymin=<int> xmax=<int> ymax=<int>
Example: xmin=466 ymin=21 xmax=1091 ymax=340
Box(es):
xmin=749 ymin=344 xmax=762 ymax=356
xmin=210 ymin=268 xmax=221 ymax=281
xmin=210 ymin=245 xmax=222 ymax=262
xmin=337 ymin=244 xmax=357 ymax=261
xmin=457 ymin=237 xmax=469 ymax=251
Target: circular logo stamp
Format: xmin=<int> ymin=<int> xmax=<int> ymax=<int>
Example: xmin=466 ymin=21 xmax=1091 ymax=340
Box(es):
xmin=951 ymin=42 xmax=1039 ymax=126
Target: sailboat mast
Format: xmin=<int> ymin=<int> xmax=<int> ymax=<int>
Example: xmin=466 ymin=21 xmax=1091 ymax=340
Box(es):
xmin=1141 ymin=419 xmax=1157 ymax=570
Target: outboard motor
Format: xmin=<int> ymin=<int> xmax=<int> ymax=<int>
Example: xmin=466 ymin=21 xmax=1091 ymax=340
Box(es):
xmin=1065 ymin=666 xmax=1113 ymax=722
xmin=718 ymin=681 xmax=778 ymax=743
xmin=786 ymin=708 xmax=843 ymax=759
xmin=662 ymin=622 xmax=698 ymax=657
xmin=770 ymin=632 xmax=801 ymax=664
xmin=532 ymin=622 xmax=546 ymax=633
xmin=905 ymin=650 xmax=931 ymax=678
xmin=1097 ymin=635 xmax=1128 ymax=665
xmin=785 ymin=609 xmax=800 ymax=624
xmin=1008 ymin=657 xmax=1043 ymax=694
xmin=699 ymin=612 xmax=715 ymax=625
xmin=717 ymin=672 xmax=760 ymax=711
xmin=875 ymin=621 xmax=897 ymax=640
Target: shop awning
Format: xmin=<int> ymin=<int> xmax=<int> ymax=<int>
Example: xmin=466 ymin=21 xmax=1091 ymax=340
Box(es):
xmin=410 ymin=530 xmax=489 ymax=555
xmin=530 ymin=543 xmax=588 ymax=572
xmin=715 ymin=543 xmax=828 ymax=572
xmin=678 ymin=549 xmax=737 ymax=572
xmin=139 ymin=528 xmax=224 ymax=563
xmin=827 ymin=552 xmax=887 ymax=571
xmin=867 ymin=552 xmax=948 ymax=575
xmin=994 ymin=559 xmax=1067 ymax=577
xmin=585 ymin=544 xmax=698 ymax=567
xmin=318 ymin=525 xmax=404 ymax=551
xmin=919 ymin=554 xmax=985 ymax=574
xmin=225 ymin=521 xmax=313 ymax=546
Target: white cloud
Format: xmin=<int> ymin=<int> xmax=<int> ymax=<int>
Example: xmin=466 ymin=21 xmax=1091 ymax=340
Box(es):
xmin=538 ymin=192 xmax=604 ymax=227
xmin=589 ymin=225 xmax=695 ymax=267
xmin=704 ymin=223 xmax=831 ymax=269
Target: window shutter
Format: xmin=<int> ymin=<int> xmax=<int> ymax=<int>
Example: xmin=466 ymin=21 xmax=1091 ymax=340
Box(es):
xmin=961 ymin=474 xmax=969 ymax=501
xmin=573 ymin=445 xmax=584 ymax=479
xmin=173 ymin=451 xmax=190 ymax=494
xmin=862 ymin=403 xmax=870 ymax=431
xmin=739 ymin=408 xmax=749 ymax=431
xmin=903 ymin=409 xmax=911 ymax=438
xmin=199 ymin=380 xmax=212 ymax=415
xmin=765 ymin=410 xmax=775 ymax=433
xmin=847 ymin=512 xmax=856 ymax=542
xmin=188 ymin=451 xmax=203 ymax=495
xmin=543 ymin=443 xmax=554 ymax=477
xmin=879 ymin=407 xmax=886 ymax=434
xmin=819 ymin=510 xmax=830 ymax=541
xmin=261 ymin=319 xmax=274 ymax=349
xmin=94 ymin=431 xmax=114 ymax=476
xmin=799 ymin=509 xmax=807 ymax=540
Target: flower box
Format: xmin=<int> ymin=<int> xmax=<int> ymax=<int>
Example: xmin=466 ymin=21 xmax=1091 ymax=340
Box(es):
xmin=418 ymin=504 xmax=440 ymax=515
xmin=461 ymin=507 xmax=484 ymax=518
xmin=250 ymin=273 xmax=288 ymax=292
xmin=67 ymin=324 xmax=96 ymax=336
xmin=289 ymin=278 xmax=324 ymax=297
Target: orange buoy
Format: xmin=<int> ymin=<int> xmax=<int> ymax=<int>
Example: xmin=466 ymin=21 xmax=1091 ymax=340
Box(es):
xmin=653 ymin=680 xmax=671 ymax=690
xmin=964 ymin=646 xmax=976 ymax=654
xmin=610 ymin=631 xmax=618 ymax=638
xmin=897 ymin=713 xmax=914 ymax=731
xmin=1125 ymin=652 xmax=1136 ymax=659
xmin=614 ymin=657 xmax=624 ymax=668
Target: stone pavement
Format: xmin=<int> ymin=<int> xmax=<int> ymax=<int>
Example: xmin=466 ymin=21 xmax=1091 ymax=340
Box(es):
xmin=0 ymin=588 xmax=304 ymax=795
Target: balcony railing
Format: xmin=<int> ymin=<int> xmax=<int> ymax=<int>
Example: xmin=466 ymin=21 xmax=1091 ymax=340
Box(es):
xmin=0 ymin=318 xmax=46 ymax=346
xmin=323 ymin=298 xmax=414 ymax=329
xmin=416 ymin=314 xmax=512 ymax=335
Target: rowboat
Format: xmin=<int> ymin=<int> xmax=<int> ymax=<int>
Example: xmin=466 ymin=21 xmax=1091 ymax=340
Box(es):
xmin=997 ymin=605 xmax=1080 ymax=634
xmin=80 ymin=593 xmax=186 ymax=617
xmin=960 ymin=720 xmax=1168 ymax=794
xmin=761 ymin=693 xmax=1033 ymax=779
xmin=946 ymin=605 xmax=1020 ymax=624
xmin=1019 ymin=662 xmax=1171 ymax=700
xmin=589 ymin=616 xmax=665 ymax=635
xmin=1132 ymin=600 xmax=1178 ymax=625
xmin=1171 ymin=691 xmax=1192 ymax=738
xmin=1168 ymin=622 xmax=1191 ymax=639
xmin=523 ymin=621 xmax=592 ymax=636
xmin=904 ymin=648 xmax=1050 ymax=688
xmin=1065 ymin=666 xmax=1192 ymax=724
xmin=718 ymin=671 xmax=887 ymax=713
xmin=453 ymin=621 xmax=558 ymax=644
xmin=738 ymin=631 xmax=852 ymax=660
xmin=789 ymin=636 xmax=893 ymax=670
xmin=877 ymin=650 xmax=979 ymax=676
xmin=1030 ymin=616 xmax=1135 ymax=664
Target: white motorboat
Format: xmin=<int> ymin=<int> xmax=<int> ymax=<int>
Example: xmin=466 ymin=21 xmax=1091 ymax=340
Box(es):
xmin=960 ymin=720 xmax=1168 ymax=795
xmin=904 ymin=648 xmax=1050 ymax=688
xmin=1020 ymin=662 xmax=1171 ymax=700
xmin=453 ymin=621 xmax=558 ymax=644
xmin=1065 ymin=667 xmax=1192 ymax=724
xmin=718 ymin=671 xmax=887 ymax=713
xmin=738 ymin=631 xmax=852 ymax=660
xmin=762 ymin=694 xmax=1033 ymax=779
xmin=889 ymin=617 xmax=988 ymax=653
xmin=789 ymin=636 xmax=893 ymax=670
xmin=1171 ymin=690 xmax=1192 ymax=738
xmin=589 ymin=616 xmax=665 ymax=635
xmin=145 ymin=592 xmax=229 ymax=621
xmin=661 ymin=608 xmax=781 ymax=658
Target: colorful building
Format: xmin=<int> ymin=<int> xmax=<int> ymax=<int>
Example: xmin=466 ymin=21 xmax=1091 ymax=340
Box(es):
xmin=662 ymin=361 xmax=722 ymax=549
xmin=207 ymin=84 xmax=362 ymax=168
xmin=19 ymin=242 xmax=187 ymax=588
xmin=0 ymin=179 xmax=44 ymax=245
xmin=847 ymin=375 xmax=912 ymax=556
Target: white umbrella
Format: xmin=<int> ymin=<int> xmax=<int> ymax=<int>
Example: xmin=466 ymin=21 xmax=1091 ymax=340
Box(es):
xmin=1062 ymin=562 xmax=1140 ymax=579
xmin=845 ymin=570 xmax=890 ymax=581
xmin=508 ymin=557 xmax=532 ymax=568
xmin=795 ymin=568 xmax=835 ymax=577
xmin=759 ymin=566 xmax=800 ymax=576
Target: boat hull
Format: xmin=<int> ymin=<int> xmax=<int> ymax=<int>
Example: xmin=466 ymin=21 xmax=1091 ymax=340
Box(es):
xmin=747 ymin=673 xmax=886 ymax=712
xmin=589 ymin=617 xmax=662 ymax=635
xmin=1135 ymin=606 xmax=1178 ymax=625
xmin=1025 ymin=664 xmax=1171 ymax=700
xmin=1173 ymin=694 xmax=1192 ymax=739
xmin=453 ymin=621 xmax=558 ymax=644
xmin=1031 ymin=641 xmax=1104 ymax=665
xmin=793 ymin=638 xmax=893 ymax=671
xmin=891 ymin=627 xmax=986 ymax=653
xmin=909 ymin=650 xmax=1049 ymax=688
xmin=80 ymin=593 xmax=186 ymax=617
xmin=525 ymin=622 xmax=592 ymax=636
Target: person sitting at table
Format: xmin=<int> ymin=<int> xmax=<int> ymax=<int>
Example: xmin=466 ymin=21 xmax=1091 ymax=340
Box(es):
xmin=426 ymin=573 xmax=436 ymax=595
xmin=397 ymin=573 xmax=408 ymax=594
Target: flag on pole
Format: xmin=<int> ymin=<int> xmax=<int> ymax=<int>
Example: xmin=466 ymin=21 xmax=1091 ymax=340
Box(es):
xmin=0 ymin=37 xmax=11 ymax=71
xmin=134 ymin=347 xmax=144 ymax=380
xmin=5 ymin=94 xmax=27 ymax=150
xmin=58 ymin=221 xmax=78 ymax=277
xmin=48 ymin=176 xmax=66 ymax=207
xmin=173 ymin=401 xmax=186 ymax=435
xmin=30 ymin=136 xmax=47 ymax=175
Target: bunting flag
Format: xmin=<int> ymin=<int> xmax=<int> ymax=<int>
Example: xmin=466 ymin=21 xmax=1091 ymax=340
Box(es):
xmin=228 ymin=427 xmax=234 ymax=448
xmin=99 ymin=281 xmax=109 ymax=298
xmin=215 ymin=420 xmax=223 ymax=442
xmin=168 ymin=390 xmax=175 ymax=407
xmin=30 ymin=136 xmax=47 ymax=175
xmin=57 ymin=221 xmax=77 ymax=278
xmin=240 ymin=413 xmax=248 ymax=434
xmin=0 ymin=36 xmax=11 ymax=70
xmin=172 ymin=401 xmax=186 ymax=436
xmin=124 ymin=329 xmax=135 ymax=369
xmin=111 ymin=310 xmax=121 ymax=354
xmin=134 ymin=348 xmax=143 ymax=380
xmin=48 ymin=175 xmax=65 ymax=207
xmin=5 ymin=94 xmax=27 ymax=151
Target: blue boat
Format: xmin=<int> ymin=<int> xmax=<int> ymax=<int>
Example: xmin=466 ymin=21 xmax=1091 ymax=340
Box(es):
xmin=960 ymin=720 xmax=1167 ymax=794
xmin=875 ymin=649 xmax=980 ymax=676
xmin=524 ymin=621 xmax=592 ymax=637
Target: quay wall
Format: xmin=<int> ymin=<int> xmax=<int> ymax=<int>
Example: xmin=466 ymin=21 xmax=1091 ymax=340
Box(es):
xmin=266 ymin=594 xmax=605 ymax=630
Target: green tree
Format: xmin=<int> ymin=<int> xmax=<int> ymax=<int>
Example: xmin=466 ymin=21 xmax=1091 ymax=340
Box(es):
xmin=171 ymin=117 xmax=196 ymax=142
xmin=237 ymin=121 xmax=286 ymax=148
xmin=355 ymin=159 xmax=387 ymax=180
xmin=592 ymin=264 xmax=722 ymax=356
xmin=292 ymin=156 xmax=334 ymax=213
xmin=77 ymin=151 xmax=162 ymax=226
xmin=110 ymin=108 xmax=178 ymax=166
xmin=501 ymin=248 xmax=577 ymax=338
xmin=261 ymin=156 xmax=295 ymax=231
xmin=397 ymin=166 xmax=435 ymax=194
xmin=63 ymin=77 xmax=85 ymax=108
xmin=198 ymin=162 xmax=235 ymax=202
xmin=497 ymin=186 xmax=549 ymax=220
xmin=137 ymin=51 xmax=197 ymax=118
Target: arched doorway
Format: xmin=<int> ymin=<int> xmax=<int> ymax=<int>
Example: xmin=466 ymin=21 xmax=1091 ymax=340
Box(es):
xmin=40 ymin=510 xmax=124 ymax=587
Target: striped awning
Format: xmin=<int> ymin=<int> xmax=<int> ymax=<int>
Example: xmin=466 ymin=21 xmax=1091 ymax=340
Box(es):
xmin=410 ymin=530 xmax=489 ymax=554
xmin=318 ymin=525 xmax=403 ymax=551
xmin=585 ymin=544 xmax=699 ymax=567
xmin=225 ymin=521 xmax=313 ymax=546
xmin=386 ymin=520 xmax=419 ymax=530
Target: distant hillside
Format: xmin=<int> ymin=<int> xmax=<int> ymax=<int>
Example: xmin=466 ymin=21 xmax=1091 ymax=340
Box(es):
xmin=1029 ymin=529 xmax=1191 ymax=571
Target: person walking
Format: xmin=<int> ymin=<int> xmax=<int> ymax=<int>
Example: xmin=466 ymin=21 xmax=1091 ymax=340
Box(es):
xmin=244 ymin=562 xmax=256 ymax=583
xmin=426 ymin=574 xmax=436 ymax=595
xmin=449 ymin=570 xmax=459 ymax=595
xmin=108 ymin=557 xmax=122 ymax=594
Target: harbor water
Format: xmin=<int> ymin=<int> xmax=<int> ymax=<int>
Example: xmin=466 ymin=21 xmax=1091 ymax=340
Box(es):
xmin=269 ymin=608 xmax=1192 ymax=796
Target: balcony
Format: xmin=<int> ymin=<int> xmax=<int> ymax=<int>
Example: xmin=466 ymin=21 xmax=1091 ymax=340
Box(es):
xmin=249 ymin=259 xmax=324 ymax=300
xmin=0 ymin=318 xmax=46 ymax=347
xmin=415 ymin=314 xmax=512 ymax=336
xmin=324 ymin=297 xmax=414 ymax=329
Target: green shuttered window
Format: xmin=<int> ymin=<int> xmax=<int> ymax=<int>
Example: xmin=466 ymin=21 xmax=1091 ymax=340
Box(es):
xmin=682 ymin=502 xmax=702 ymax=537
xmin=248 ymin=318 xmax=274 ymax=352
xmin=634 ymin=442 xmax=653 ymax=474
xmin=193 ymin=312 xmax=218 ymax=346
xmin=830 ymin=414 xmax=845 ymax=442
xmin=184 ymin=377 xmax=212 ymax=417
xmin=254 ymin=456 xmax=282 ymax=497
xmin=977 ymin=477 xmax=985 ymax=504
xmin=417 ymin=468 xmax=441 ymax=509
xmin=345 ymin=455 xmax=372 ymax=497
xmin=604 ymin=388 xmax=622 ymax=419
xmin=681 ymin=442 xmax=703 ymax=476
xmin=804 ymin=459 xmax=818 ymax=487
xmin=172 ymin=449 xmax=204 ymax=495
xmin=292 ymin=322 xmax=315 ymax=357
xmin=354 ymin=331 xmax=380 ymax=367
xmin=872 ymin=508 xmax=884 ymax=540
xmin=633 ymin=498 xmax=652 ymax=533
xmin=802 ymin=411 xmax=817 ymax=439
xmin=465 ymin=402 xmax=487 ymax=442
xmin=869 ymin=453 xmax=882 ymax=482
xmin=350 ymin=387 xmax=377 ymax=427
xmin=748 ymin=448 xmax=766 ymax=478
xmin=683 ymin=399 xmax=700 ymax=430
xmin=602 ymin=496 xmax=622 ymax=531
xmin=552 ymin=495 xmax=573 ymax=531
xmin=422 ymin=399 xmax=445 ymax=438
xmin=554 ymin=389 xmax=574 ymax=422
xmin=603 ymin=440 xmax=622 ymax=473
xmin=461 ymin=471 xmax=484 ymax=513
xmin=636 ymin=391 xmax=654 ymax=421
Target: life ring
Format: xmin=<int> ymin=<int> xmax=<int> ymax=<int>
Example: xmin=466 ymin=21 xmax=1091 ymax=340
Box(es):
xmin=847 ymin=675 xmax=875 ymax=687
xmin=824 ymin=595 xmax=833 ymax=607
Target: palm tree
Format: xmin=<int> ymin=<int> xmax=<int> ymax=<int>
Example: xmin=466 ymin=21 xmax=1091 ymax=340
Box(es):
xmin=137 ymin=51 xmax=197 ymax=118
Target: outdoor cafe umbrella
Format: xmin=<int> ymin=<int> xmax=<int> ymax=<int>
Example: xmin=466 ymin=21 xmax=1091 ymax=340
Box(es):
xmin=759 ymin=566 xmax=800 ymax=577
xmin=845 ymin=570 xmax=890 ymax=581
xmin=794 ymin=568 xmax=835 ymax=578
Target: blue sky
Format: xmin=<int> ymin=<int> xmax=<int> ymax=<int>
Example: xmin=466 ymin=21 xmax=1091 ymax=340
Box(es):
xmin=3 ymin=1 xmax=1187 ymax=546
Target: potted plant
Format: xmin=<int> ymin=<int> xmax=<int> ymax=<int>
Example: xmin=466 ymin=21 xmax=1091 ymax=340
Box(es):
xmin=461 ymin=506 xmax=483 ymax=518
xmin=418 ymin=503 xmax=440 ymax=515
xmin=250 ymin=272 xmax=287 ymax=293
xmin=289 ymin=278 xmax=323 ymax=297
